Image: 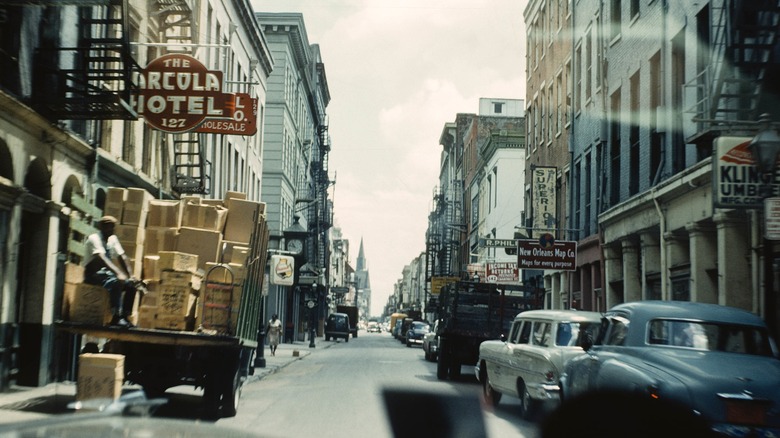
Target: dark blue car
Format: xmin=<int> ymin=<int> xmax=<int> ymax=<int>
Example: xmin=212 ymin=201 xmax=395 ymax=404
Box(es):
xmin=560 ymin=301 xmax=780 ymax=437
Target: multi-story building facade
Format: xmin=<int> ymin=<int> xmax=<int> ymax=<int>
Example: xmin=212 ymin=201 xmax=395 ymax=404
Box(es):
xmin=524 ymin=0 xmax=574 ymax=309
xmin=0 ymin=0 xmax=272 ymax=389
xmin=425 ymin=99 xmax=525 ymax=308
xmin=255 ymin=13 xmax=333 ymax=342
xmin=531 ymin=0 xmax=780 ymax=339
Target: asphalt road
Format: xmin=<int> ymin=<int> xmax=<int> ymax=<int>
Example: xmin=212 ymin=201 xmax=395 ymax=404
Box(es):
xmin=216 ymin=332 xmax=540 ymax=438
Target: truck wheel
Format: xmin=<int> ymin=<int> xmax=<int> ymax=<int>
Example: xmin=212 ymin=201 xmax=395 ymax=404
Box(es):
xmin=436 ymin=341 xmax=448 ymax=380
xmin=345 ymin=335 xmax=349 ymax=343
xmin=449 ymin=362 xmax=461 ymax=380
xmin=222 ymin=369 xmax=241 ymax=418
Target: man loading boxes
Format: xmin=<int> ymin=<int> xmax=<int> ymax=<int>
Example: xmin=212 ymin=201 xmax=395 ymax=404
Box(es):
xmin=83 ymin=215 xmax=141 ymax=328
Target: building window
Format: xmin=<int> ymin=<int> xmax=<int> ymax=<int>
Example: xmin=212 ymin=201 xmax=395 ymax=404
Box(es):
xmin=610 ymin=88 xmax=621 ymax=205
xmin=575 ymin=43 xmax=582 ymax=113
xmin=671 ymin=30 xmax=686 ymax=174
xmin=630 ymin=0 xmax=639 ymax=20
xmin=584 ymin=151 xmax=592 ymax=236
xmin=610 ymin=0 xmax=622 ymax=41
xmin=493 ymin=102 xmax=504 ymax=114
xmin=585 ymin=27 xmax=592 ymax=102
xmin=629 ymin=71 xmax=640 ymax=195
xmin=649 ymin=51 xmax=662 ymax=184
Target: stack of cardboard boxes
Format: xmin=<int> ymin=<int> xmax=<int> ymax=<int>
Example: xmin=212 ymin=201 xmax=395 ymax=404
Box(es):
xmin=136 ymin=190 xmax=265 ymax=334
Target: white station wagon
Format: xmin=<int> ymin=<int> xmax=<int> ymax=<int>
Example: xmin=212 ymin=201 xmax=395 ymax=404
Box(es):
xmin=475 ymin=309 xmax=602 ymax=419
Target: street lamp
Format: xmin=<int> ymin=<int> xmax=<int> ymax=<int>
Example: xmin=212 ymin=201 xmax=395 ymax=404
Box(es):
xmin=749 ymin=114 xmax=780 ymax=177
xmin=749 ymin=113 xmax=780 ymax=340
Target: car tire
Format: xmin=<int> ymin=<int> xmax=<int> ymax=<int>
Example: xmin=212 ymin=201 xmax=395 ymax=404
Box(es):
xmin=518 ymin=382 xmax=536 ymax=420
xmin=482 ymin=372 xmax=502 ymax=407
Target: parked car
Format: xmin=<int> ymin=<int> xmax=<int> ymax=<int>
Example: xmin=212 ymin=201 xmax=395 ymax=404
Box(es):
xmin=324 ymin=313 xmax=350 ymax=342
xmin=398 ymin=318 xmax=414 ymax=343
xmin=476 ymin=309 xmax=602 ymax=418
xmin=560 ymin=300 xmax=780 ymax=437
xmin=405 ymin=321 xmax=430 ymax=347
xmin=423 ymin=320 xmax=440 ymax=361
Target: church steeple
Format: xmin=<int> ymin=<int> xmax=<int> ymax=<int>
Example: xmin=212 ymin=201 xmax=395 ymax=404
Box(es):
xmin=356 ymin=238 xmax=366 ymax=271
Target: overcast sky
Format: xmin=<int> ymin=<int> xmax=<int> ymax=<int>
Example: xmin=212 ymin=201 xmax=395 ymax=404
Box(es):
xmin=251 ymin=0 xmax=528 ymax=317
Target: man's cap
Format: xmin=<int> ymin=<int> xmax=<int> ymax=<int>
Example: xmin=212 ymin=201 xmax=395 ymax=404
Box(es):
xmin=98 ymin=215 xmax=118 ymax=224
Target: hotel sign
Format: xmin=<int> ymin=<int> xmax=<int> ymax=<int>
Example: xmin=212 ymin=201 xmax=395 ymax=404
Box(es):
xmin=714 ymin=136 xmax=780 ymax=208
xmin=133 ymin=54 xmax=231 ymax=133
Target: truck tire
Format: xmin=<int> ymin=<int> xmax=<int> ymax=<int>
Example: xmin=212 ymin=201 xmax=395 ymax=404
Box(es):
xmin=345 ymin=334 xmax=349 ymax=343
xmin=436 ymin=340 xmax=448 ymax=380
xmin=221 ymin=369 xmax=241 ymax=418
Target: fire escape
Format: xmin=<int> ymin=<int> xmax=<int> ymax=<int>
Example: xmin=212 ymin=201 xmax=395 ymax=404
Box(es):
xmin=688 ymin=0 xmax=780 ymax=137
xmin=154 ymin=0 xmax=210 ymax=194
xmin=32 ymin=0 xmax=139 ymax=121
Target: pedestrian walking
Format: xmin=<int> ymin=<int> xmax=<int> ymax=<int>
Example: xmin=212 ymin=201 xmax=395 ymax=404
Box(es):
xmin=267 ymin=314 xmax=282 ymax=355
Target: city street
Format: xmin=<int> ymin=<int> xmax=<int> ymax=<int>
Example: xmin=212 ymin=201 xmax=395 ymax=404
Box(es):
xmin=217 ymin=332 xmax=539 ymax=438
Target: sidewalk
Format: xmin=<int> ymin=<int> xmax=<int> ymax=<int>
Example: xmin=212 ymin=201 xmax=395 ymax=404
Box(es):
xmin=0 ymin=340 xmax=331 ymax=424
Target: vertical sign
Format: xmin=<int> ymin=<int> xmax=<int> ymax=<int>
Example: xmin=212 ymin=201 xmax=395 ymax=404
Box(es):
xmin=532 ymin=166 xmax=557 ymax=236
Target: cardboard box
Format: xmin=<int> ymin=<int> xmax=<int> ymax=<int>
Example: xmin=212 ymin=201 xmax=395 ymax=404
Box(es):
xmin=137 ymin=305 xmax=157 ymax=329
xmin=104 ymin=188 xmax=126 ymax=220
xmin=65 ymin=262 xmax=85 ymax=284
xmin=144 ymin=227 xmax=178 ymax=256
xmin=181 ymin=202 xmax=228 ymax=231
xmin=201 ymin=283 xmax=243 ymax=307
xmin=158 ymin=284 xmax=197 ymax=316
xmin=175 ymin=228 xmax=221 ymax=271
xmin=223 ymin=199 xmax=265 ymax=243
xmin=204 ymin=262 xmax=245 ymax=284
xmin=142 ymin=256 xmax=160 ymax=281
xmin=122 ymin=188 xmax=152 ymax=226
xmin=140 ymin=291 xmax=158 ymax=307
xmin=77 ymin=353 xmax=124 ymax=401
xmin=201 ymin=199 xmax=224 ymax=207
xmin=115 ymin=224 xmax=145 ymax=246
xmin=181 ymin=195 xmax=201 ymax=205
xmin=121 ymin=243 xmax=144 ymax=276
xmin=158 ymin=251 xmax=198 ymax=273
xmin=224 ymin=191 xmax=247 ymax=204
xmin=222 ymin=241 xmax=250 ymax=264
xmin=69 ymin=283 xmax=112 ymax=325
xmin=154 ymin=314 xmax=191 ymax=331
xmin=146 ymin=200 xmax=182 ymax=228
xmin=161 ymin=270 xmax=203 ymax=291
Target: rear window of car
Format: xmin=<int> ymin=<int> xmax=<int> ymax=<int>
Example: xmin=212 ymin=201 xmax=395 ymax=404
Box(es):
xmin=647 ymin=319 xmax=774 ymax=356
xmin=555 ymin=321 xmax=600 ymax=347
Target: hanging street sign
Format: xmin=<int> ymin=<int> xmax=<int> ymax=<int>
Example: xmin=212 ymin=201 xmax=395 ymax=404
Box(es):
xmin=714 ymin=136 xmax=780 ymax=208
xmin=485 ymin=262 xmax=519 ymax=284
xmin=196 ymin=92 xmax=259 ymax=136
xmin=132 ymin=53 xmax=232 ymax=133
xmin=517 ymin=239 xmax=576 ymax=271
xmin=481 ymin=238 xmax=517 ymax=248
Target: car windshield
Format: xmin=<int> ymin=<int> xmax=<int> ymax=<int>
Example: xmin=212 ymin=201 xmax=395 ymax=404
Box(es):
xmin=555 ymin=321 xmax=600 ymax=347
xmin=412 ymin=323 xmax=430 ymax=332
xmin=648 ymin=319 xmax=774 ymax=356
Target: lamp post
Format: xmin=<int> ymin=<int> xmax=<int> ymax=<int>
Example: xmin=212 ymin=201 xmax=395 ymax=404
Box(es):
xmin=749 ymin=113 xmax=780 ymax=341
xmin=308 ymin=283 xmax=318 ymax=348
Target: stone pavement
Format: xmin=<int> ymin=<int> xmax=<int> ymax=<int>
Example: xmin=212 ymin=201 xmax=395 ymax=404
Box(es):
xmin=0 ymin=340 xmax=330 ymax=425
